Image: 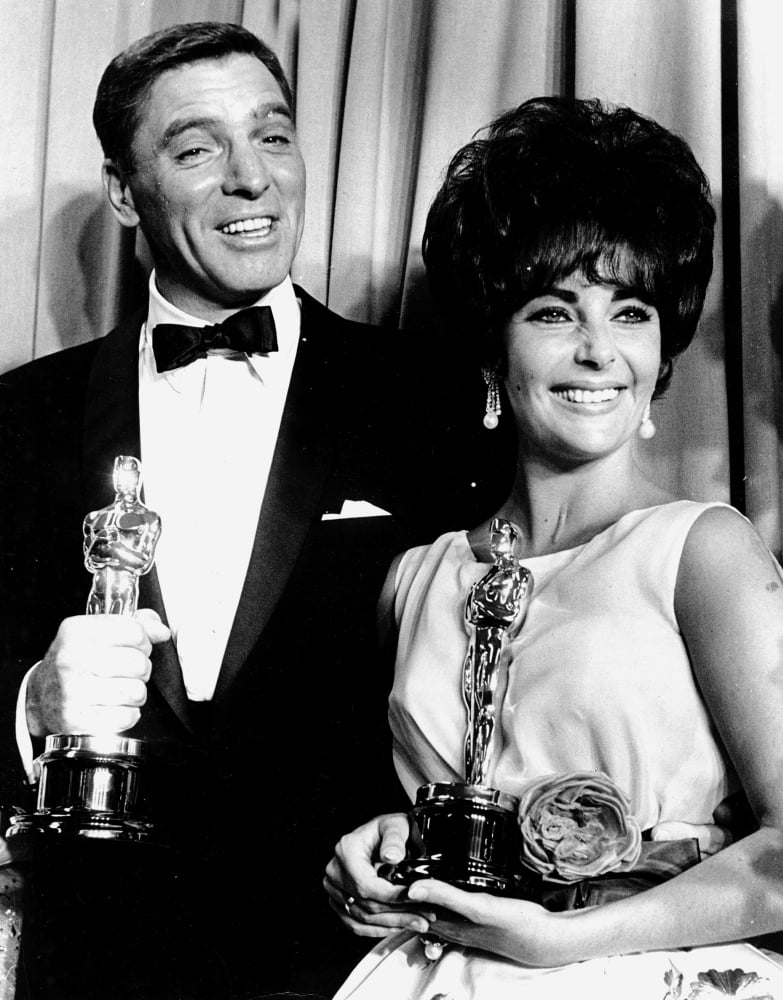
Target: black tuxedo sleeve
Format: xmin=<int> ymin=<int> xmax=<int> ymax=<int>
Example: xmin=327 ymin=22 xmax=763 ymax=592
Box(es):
xmin=0 ymin=344 xmax=100 ymax=809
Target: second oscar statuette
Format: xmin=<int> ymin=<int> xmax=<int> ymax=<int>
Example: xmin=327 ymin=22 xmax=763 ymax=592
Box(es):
xmin=382 ymin=518 xmax=534 ymax=897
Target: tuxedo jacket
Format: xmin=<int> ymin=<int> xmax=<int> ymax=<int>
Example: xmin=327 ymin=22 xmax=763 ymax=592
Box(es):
xmin=0 ymin=287 xmax=512 ymax=996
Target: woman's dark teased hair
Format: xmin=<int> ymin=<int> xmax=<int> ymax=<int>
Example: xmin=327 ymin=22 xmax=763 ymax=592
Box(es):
xmin=422 ymin=96 xmax=715 ymax=395
xmin=93 ymin=21 xmax=294 ymax=175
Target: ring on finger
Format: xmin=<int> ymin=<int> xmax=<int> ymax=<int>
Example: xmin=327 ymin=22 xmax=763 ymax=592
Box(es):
xmin=344 ymin=895 xmax=356 ymax=917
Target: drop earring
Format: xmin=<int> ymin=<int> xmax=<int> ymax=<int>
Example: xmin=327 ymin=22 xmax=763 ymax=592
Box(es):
xmin=482 ymin=369 xmax=501 ymax=430
xmin=639 ymin=402 xmax=656 ymax=440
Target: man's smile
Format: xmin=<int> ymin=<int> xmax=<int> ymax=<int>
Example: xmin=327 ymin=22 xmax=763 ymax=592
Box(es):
xmin=219 ymin=215 xmax=275 ymax=235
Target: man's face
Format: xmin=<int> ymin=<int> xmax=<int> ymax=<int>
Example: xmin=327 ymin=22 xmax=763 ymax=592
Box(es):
xmin=113 ymin=53 xmax=306 ymax=319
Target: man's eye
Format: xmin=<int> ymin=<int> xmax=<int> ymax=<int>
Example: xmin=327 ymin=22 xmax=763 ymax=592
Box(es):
xmin=262 ymin=131 xmax=293 ymax=147
xmin=175 ymin=147 xmax=208 ymax=162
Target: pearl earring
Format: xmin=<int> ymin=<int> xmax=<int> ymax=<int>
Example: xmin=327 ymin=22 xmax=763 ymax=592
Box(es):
xmin=482 ymin=369 xmax=501 ymax=430
xmin=639 ymin=403 xmax=656 ymax=440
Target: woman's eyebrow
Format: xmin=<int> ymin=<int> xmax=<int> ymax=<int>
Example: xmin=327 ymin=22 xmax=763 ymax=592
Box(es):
xmin=612 ymin=287 xmax=652 ymax=303
xmin=535 ymin=288 xmax=578 ymax=303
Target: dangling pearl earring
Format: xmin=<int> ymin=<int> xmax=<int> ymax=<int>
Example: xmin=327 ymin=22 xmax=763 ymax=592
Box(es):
xmin=639 ymin=402 xmax=656 ymax=440
xmin=482 ymin=369 xmax=501 ymax=430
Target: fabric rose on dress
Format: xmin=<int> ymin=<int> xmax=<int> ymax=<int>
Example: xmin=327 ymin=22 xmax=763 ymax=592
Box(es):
xmin=517 ymin=770 xmax=642 ymax=882
xmin=664 ymin=964 xmax=774 ymax=1000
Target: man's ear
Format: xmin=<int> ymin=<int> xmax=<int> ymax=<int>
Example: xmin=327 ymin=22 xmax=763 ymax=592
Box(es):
xmin=102 ymin=158 xmax=140 ymax=228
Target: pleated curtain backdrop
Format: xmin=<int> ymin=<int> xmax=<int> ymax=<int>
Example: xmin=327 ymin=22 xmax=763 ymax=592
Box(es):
xmin=0 ymin=0 xmax=781 ymax=550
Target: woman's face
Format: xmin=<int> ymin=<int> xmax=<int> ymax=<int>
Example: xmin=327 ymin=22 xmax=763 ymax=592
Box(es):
xmin=502 ymin=272 xmax=661 ymax=466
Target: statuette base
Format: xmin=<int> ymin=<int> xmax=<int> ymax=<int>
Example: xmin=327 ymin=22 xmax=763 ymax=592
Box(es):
xmin=381 ymin=781 xmax=532 ymax=897
xmin=7 ymin=734 xmax=166 ymax=848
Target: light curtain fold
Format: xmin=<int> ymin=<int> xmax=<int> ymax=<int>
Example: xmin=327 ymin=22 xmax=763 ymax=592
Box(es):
xmin=737 ymin=0 xmax=783 ymax=553
xmin=575 ymin=0 xmax=730 ymax=509
xmin=0 ymin=0 xmax=779 ymax=547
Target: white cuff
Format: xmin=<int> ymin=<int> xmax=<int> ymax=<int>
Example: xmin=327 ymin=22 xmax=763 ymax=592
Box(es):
xmin=15 ymin=665 xmax=40 ymax=784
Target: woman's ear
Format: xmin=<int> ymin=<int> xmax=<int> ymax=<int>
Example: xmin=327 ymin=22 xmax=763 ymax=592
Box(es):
xmin=485 ymin=329 xmax=507 ymax=378
xmin=654 ymin=356 xmax=673 ymax=397
xmin=102 ymin=159 xmax=140 ymax=228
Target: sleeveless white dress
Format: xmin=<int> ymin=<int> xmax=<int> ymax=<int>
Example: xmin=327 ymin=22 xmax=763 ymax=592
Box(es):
xmin=333 ymin=501 xmax=783 ymax=1000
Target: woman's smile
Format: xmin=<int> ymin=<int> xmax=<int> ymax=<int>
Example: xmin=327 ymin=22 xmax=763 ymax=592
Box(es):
xmin=550 ymin=385 xmax=624 ymax=406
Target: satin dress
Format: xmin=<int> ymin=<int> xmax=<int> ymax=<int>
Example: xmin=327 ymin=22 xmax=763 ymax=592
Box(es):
xmin=334 ymin=502 xmax=783 ymax=1000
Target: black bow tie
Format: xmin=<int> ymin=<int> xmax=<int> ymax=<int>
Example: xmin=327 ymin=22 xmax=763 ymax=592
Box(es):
xmin=152 ymin=306 xmax=278 ymax=372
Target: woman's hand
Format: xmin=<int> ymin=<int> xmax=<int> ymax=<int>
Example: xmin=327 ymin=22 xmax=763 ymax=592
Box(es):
xmin=650 ymin=820 xmax=732 ymax=856
xmin=323 ymin=813 xmax=438 ymax=938
xmin=405 ymin=879 xmax=574 ymax=967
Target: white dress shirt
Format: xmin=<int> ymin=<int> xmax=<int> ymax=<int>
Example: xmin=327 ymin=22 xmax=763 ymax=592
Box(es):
xmin=139 ymin=273 xmax=300 ymax=700
xmin=17 ymin=273 xmax=301 ymax=774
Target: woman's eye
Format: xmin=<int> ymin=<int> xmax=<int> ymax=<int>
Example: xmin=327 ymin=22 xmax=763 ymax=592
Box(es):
xmin=614 ymin=305 xmax=654 ymax=323
xmin=527 ymin=306 xmax=572 ymax=323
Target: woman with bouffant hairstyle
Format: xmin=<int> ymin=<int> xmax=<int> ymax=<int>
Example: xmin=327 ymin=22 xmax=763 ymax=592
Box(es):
xmin=324 ymin=97 xmax=783 ymax=999
xmin=423 ymin=96 xmax=715 ymax=393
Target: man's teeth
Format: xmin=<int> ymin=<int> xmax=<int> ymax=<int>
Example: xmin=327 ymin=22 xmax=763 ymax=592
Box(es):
xmin=221 ymin=217 xmax=273 ymax=234
xmin=554 ymin=387 xmax=620 ymax=403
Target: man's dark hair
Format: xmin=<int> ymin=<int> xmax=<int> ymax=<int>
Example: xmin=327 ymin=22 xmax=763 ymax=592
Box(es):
xmin=422 ymin=96 xmax=716 ymax=395
xmin=93 ymin=21 xmax=294 ymax=174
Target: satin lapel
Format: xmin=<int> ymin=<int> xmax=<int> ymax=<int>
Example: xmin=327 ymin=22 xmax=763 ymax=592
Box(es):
xmin=213 ymin=290 xmax=340 ymax=701
xmin=82 ymin=311 xmax=145 ymax=511
xmin=82 ymin=311 xmax=192 ymax=733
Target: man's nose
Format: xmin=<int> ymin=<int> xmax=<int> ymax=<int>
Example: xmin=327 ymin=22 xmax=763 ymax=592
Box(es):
xmin=574 ymin=321 xmax=616 ymax=368
xmin=222 ymin=140 xmax=270 ymax=197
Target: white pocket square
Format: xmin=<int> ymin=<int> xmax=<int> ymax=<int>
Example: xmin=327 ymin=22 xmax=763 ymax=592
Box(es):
xmin=321 ymin=500 xmax=392 ymax=521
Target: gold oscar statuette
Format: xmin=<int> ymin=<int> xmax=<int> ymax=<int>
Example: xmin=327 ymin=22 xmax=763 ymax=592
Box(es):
xmin=382 ymin=518 xmax=534 ymax=899
xmin=9 ymin=457 xmax=167 ymax=845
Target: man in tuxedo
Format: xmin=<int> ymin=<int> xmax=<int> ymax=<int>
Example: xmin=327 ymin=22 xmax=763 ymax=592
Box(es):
xmin=0 ymin=21 xmax=510 ymax=1000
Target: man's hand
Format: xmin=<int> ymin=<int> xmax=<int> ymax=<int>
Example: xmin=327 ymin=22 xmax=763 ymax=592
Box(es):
xmin=26 ymin=608 xmax=170 ymax=737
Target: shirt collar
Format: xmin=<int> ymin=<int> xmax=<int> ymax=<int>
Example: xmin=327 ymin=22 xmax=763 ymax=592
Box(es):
xmin=141 ymin=271 xmax=300 ymax=382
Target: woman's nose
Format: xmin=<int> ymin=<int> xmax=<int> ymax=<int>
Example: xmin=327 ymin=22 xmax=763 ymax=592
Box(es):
xmin=574 ymin=322 xmax=616 ymax=368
